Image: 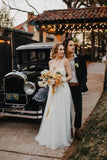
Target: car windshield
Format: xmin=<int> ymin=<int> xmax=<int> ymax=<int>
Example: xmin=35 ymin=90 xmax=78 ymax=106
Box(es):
xmin=17 ymin=49 xmax=51 ymax=71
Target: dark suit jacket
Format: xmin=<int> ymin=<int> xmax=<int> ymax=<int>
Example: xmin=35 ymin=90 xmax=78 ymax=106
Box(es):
xmin=74 ymin=54 xmax=87 ymax=91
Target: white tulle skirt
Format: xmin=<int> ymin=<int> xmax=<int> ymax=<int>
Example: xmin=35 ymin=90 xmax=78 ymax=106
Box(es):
xmin=35 ymin=82 xmax=73 ymax=150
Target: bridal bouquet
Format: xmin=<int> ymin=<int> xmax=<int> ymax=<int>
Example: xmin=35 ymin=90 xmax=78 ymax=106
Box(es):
xmin=38 ymin=69 xmax=66 ymax=94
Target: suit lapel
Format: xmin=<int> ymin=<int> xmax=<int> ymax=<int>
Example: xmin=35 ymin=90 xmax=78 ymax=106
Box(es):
xmin=74 ymin=56 xmax=79 ymax=64
xmin=74 ymin=56 xmax=80 ymax=81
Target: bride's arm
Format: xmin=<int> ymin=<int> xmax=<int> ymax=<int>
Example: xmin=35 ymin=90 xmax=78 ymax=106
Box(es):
xmin=48 ymin=60 xmax=53 ymax=70
xmin=64 ymin=58 xmax=72 ymax=82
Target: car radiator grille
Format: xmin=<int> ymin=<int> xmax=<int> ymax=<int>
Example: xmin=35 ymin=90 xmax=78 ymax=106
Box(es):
xmin=4 ymin=76 xmax=27 ymax=105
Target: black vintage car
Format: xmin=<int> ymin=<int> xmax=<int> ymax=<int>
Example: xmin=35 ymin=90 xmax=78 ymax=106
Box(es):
xmin=0 ymin=42 xmax=54 ymax=119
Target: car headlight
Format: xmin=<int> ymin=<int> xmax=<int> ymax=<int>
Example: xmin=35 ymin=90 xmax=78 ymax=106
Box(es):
xmin=24 ymin=82 xmax=36 ymax=95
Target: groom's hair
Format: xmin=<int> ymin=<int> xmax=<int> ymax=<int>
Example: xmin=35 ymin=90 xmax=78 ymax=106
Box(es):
xmin=63 ymin=38 xmax=74 ymax=54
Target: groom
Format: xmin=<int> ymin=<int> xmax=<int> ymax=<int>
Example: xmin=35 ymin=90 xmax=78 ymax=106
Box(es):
xmin=63 ymin=38 xmax=87 ymax=140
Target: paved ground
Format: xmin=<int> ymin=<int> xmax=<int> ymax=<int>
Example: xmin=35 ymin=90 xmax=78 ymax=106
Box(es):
xmin=0 ymin=61 xmax=106 ymax=160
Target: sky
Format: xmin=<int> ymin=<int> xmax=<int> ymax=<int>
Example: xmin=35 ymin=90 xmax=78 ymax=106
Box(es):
xmin=0 ymin=0 xmax=67 ymax=26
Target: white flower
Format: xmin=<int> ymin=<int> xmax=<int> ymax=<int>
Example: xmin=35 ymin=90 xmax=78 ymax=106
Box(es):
xmin=41 ymin=69 xmax=48 ymax=75
xmin=38 ymin=81 xmax=47 ymax=87
xmin=51 ymin=79 xmax=55 ymax=85
xmin=75 ymin=63 xmax=79 ymax=68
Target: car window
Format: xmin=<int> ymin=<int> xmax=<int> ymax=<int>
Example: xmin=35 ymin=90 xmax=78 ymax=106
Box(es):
xmin=38 ymin=51 xmax=46 ymax=61
xmin=30 ymin=51 xmax=37 ymax=62
xmin=17 ymin=49 xmax=51 ymax=71
xmin=17 ymin=51 xmax=29 ymax=65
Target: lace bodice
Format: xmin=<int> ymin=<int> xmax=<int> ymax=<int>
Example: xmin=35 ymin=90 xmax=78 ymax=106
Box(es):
xmin=50 ymin=59 xmax=66 ymax=76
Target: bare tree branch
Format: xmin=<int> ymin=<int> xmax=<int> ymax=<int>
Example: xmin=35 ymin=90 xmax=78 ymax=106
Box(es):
xmin=63 ymin=0 xmax=74 ymax=8
xmin=25 ymin=0 xmax=39 ymax=15
xmin=7 ymin=0 xmax=10 ymax=5
xmin=1 ymin=0 xmax=37 ymax=15
xmin=63 ymin=0 xmax=100 ymax=9
xmin=11 ymin=11 xmax=19 ymax=21
xmin=73 ymin=0 xmax=79 ymax=8
xmin=73 ymin=0 xmax=90 ymax=8
xmin=77 ymin=2 xmax=89 ymax=9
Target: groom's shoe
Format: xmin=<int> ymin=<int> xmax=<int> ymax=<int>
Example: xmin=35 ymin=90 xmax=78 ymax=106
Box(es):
xmin=75 ymin=128 xmax=82 ymax=140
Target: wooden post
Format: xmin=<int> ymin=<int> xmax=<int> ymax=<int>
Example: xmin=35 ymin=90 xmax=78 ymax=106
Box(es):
xmin=39 ymin=30 xmax=43 ymax=42
xmin=98 ymin=30 xmax=100 ymax=58
xmin=82 ymin=31 xmax=85 ymax=55
xmin=91 ymin=31 xmax=95 ymax=59
xmin=43 ymin=32 xmax=47 ymax=42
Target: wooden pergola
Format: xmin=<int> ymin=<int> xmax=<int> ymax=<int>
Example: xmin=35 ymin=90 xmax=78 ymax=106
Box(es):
xmin=30 ymin=6 xmax=107 ymax=59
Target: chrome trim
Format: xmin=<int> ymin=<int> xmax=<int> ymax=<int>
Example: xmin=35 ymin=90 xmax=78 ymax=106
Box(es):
xmin=4 ymin=71 xmax=27 ymax=83
xmin=0 ymin=113 xmax=42 ymax=119
xmin=1 ymin=108 xmax=42 ymax=114
xmin=0 ymin=108 xmax=43 ymax=119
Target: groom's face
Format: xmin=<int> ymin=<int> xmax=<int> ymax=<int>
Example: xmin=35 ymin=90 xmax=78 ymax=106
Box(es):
xmin=67 ymin=40 xmax=75 ymax=54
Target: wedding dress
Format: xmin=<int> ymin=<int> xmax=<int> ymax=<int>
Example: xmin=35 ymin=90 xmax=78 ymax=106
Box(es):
xmin=35 ymin=60 xmax=73 ymax=150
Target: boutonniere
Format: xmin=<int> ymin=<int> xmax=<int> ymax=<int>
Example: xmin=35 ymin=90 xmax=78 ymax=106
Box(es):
xmin=75 ymin=63 xmax=79 ymax=68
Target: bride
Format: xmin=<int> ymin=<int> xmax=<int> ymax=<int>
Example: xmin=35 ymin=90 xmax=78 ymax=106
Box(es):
xmin=35 ymin=42 xmax=73 ymax=150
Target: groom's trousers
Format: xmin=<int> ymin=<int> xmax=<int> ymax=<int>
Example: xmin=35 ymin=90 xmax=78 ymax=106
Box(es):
xmin=69 ymin=84 xmax=82 ymax=129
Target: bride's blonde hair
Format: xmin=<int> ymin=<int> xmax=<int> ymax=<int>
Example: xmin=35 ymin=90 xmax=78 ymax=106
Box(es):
xmin=50 ymin=42 xmax=63 ymax=59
